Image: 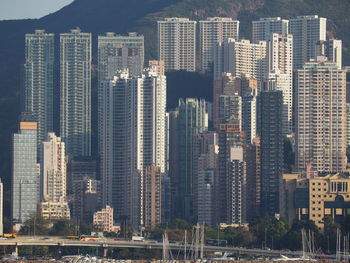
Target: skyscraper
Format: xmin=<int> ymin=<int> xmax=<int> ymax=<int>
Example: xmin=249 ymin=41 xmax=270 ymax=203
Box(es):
xmin=266 ymin=33 xmax=293 ymax=135
xmin=252 ymin=17 xmax=289 ymax=43
xmin=213 ymin=73 xmax=258 ymax=142
xmin=289 ymin=15 xmax=327 ymax=69
xmin=158 ymin=18 xmax=197 ymax=72
xmin=24 ymin=30 xmax=54 ymax=158
xmin=296 ymin=57 xmax=346 ymax=172
xmin=245 ymin=137 xmax=261 ymax=222
xmin=143 ymin=166 xmax=162 ymax=228
xmin=214 ymin=39 xmax=267 ymax=82
xmin=60 ymin=28 xmax=92 ymax=157
xmin=227 ymin=147 xmax=246 ymax=224
xmin=217 ymin=124 xmax=244 ymax=224
xmin=41 ymin=132 xmax=67 ymax=202
xmin=260 ymin=90 xmax=284 ymax=215
xmin=193 ymin=132 xmax=218 ymax=226
xmin=100 ymin=69 xmax=166 ymax=226
xmin=199 ymin=17 xmax=239 ymax=71
xmin=97 ymin=32 xmax=145 ymax=161
xmin=242 ymin=88 xmax=258 ymax=145
xmin=12 ymin=120 xmax=39 ymax=224
xmin=172 ymin=98 xmax=207 ymax=221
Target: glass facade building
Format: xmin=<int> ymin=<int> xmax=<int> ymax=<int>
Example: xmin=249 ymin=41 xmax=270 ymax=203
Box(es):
xmin=12 ymin=121 xmax=39 ymax=224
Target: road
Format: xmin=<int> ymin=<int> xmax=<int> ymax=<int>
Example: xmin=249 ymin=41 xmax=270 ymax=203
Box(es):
xmin=0 ymin=236 xmax=335 ymax=260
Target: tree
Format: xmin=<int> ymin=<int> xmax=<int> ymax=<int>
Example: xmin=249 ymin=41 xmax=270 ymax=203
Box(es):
xmin=19 ymin=215 xmax=51 ymax=236
xmin=322 ymin=216 xmax=341 ymax=252
xmin=50 ymin=220 xmax=77 ymax=236
xmin=282 ymin=220 xmax=321 ymax=251
xmin=223 ymin=227 xmax=256 ymax=247
xmin=250 ymin=215 xmax=290 ymax=249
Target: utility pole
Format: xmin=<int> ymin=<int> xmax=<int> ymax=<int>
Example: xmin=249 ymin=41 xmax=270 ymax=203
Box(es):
xmin=184 ymin=230 xmax=187 ymax=260
xmin=200 ymin=223 xmax=204 ymax=259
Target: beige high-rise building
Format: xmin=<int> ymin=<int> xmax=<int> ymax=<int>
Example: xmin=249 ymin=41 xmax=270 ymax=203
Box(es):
xmin=39 ymin=132 xmax=70 ymax=220
xmin=41 ymin=132 xmax=67 ymax=202
xmin=158 ymin=18 xmax=196 ymax=72
xmin=252 ymin=17 xmax=289 ymax=43
xmin=267 ymin=34 xmax=293 ymax=74
xmin=213 ymin=39 xmax=267 ymax=82
xmin=290 ymin=15 xmax=327 ymax=70
xmin=149 ymin=60 xmax=165 ymax=76
xmin=213 ymin=73 xmax=258 ymax=138
xmin=296 ymin=57 xmax=346 ymax=173
xmin=199 ymin=17 xmax=239 ymax=71
xmin=143 ymin=166 xmax=162 ymax=228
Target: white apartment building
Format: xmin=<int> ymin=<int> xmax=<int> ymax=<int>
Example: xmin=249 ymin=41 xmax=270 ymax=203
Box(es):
xmin=199 ymin=17 xmax=239 ymax=71
xmin=266 ymin=72 xmax=292 ymax=136
xmin=158 ymin=18 xmax=196 ymax=72
xmin=290 ymin=15 xmax=327 ymax=70
xmin=266 ymin=33 xmax=293 ymax=135
xmin=25 ymin=30 xmax=54 ymax=160
xmin=296 ymin=57 xmax=346 ymax=173
xmin=100 ymin=69 xmax=167 ymax=226
xmin=252 ymin=17 xmax=289 ymax=43
xmin=60 ymin=28 xmax=92 ymax=157
xmin=41 ymin=132 xmax=67 ymax=202
xmin=214 ymin=39 xmax=267 ymax=81
xmin=97 ymin=32 xmax=144 ymax=158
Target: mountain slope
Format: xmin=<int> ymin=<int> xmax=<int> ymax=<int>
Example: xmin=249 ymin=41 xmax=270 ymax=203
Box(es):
xmin=0 ymin=0 xmax=350 ymax=190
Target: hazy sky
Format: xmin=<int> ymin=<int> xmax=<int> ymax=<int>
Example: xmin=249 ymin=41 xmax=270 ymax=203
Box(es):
xmin=0 ymin=0 xmax=74 ymax=20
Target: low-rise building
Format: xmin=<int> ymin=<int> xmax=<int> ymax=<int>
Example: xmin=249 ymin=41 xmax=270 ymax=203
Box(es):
xmin=38 ymin=201 xmax=71 ymax=220
xmin=280 ymin=173 xmax=350 ymax=230
xmin=93 ymin=206 xmax=119 ymax=232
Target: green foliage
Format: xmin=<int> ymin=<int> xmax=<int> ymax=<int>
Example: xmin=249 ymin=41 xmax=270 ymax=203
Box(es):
xmin=19 ymin=216 xmax=51 ymax=236
xmin=79 ymin=221 xmax=94 ymax=235
xmin=250 ymin=215 xmax=290 ymax=249
xmin=206 ymin=226 xmax=256 ymax=247
xmin=50 ymin=220 xmax=78 ymax=236
xmin=167 ymin=218 xmax=193 ymax=230
xmin=19 ymin=216 xmax=95 ymax=237
xmin=282 ymin=220 xmax=320 ymax=250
